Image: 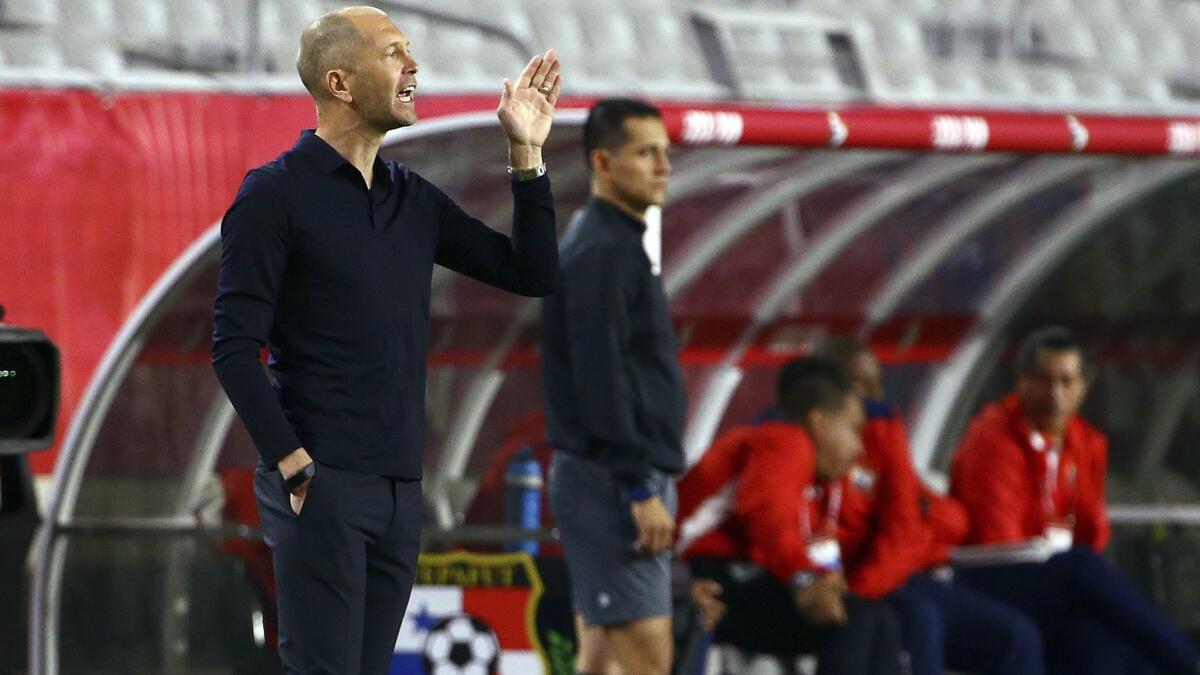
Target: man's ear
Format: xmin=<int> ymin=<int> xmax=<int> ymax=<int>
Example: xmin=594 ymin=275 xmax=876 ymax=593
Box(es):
xmin=805 ymin=407 xmax=827 ymax=435
xmin=590 ymin=148 xmax=610 ymax=176
xmin=326 ymin=69 xmax=353 ymax=103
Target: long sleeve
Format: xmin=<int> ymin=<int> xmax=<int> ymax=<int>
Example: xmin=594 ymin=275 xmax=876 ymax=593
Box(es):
xmin=951 ymin=423 xmax=1032 ymax=545
xmin=924 ymin=489 xmax=969 ymax=562
xmin=211 ymin=171 xmax=302 ymax=469
xmin=434 ymin=174 xmax=557 ymax=296
xmin=736 ymin=438 xmax=816 ymax=583
xmin=561 ymin=244 xmax=654 ymax=486
xmin=847 ymin=420 xmax=932 ymax=599
xmin=1074 ymin=434 xmax=1111 ymax=551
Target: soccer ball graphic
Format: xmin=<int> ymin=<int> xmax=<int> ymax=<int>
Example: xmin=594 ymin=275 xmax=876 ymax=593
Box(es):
xmin=421 ymin=613 xmax=501 ymax=675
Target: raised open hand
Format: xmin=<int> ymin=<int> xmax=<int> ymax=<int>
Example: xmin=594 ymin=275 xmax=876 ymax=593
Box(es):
xmin=497 ymin=49 xmax=562 ymax=150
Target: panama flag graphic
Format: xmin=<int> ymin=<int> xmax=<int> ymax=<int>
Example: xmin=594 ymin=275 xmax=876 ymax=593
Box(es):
xmin=389 ymin=552 xmax=548 ymax=675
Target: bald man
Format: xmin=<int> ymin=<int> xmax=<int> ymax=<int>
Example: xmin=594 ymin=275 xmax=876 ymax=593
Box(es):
xmin=211 ymin=7 xmax=562 ymax=673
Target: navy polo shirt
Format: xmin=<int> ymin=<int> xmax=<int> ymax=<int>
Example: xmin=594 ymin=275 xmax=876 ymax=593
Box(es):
xmin=212 ymin=130 xmax=557 ymax=479
xmin=541 ymin=198 xmax=686 ymax=489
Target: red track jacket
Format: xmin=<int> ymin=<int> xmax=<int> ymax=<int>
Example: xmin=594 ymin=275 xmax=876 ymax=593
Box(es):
xmin=677 ymin=422 xmax=844 ymax=584
xmin=838 ymin=402 xmax=969 ymax=599
xmin=950 ymin=394 xmax=1110 ymax=551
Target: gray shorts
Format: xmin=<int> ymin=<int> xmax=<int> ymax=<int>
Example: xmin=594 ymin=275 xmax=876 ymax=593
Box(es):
xmin=549 ymin=451 xmax=677 ymax=627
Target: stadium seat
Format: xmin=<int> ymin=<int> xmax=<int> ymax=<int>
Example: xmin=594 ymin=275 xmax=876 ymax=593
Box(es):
xmin=165 ymin=0 xmax=235 ymax=69
xmin=869 ymin=15 xmax=925 ymax=61
xmin=58 ymin=0 xmax=123 ymax=74
xmin=892 ymin=0 xmax=939 ymax=16
xmin=1072 ymin=70 xmax=1124 ymax=105
xmin=1023 ymin=63 xmax=1077 ymax=102
xmin=0 ymin=0 xmax=59 ymax=28
xmin=1081 ymin=0 xmax=1126 ymax=26
xmin=934 ymin=0 xmax=988 ymax=21
xmin=874 ymin=57 xmax=939 ymax=102
xmin=929 ymin=58 xmax=985 ymax=101
xmin=978 ymin=59 xmax=1032 ymax=99
xmin=462 ymin=0 xmax=531 ymax=39
xmin=1030 ymin=9 xmax=1098 ymax=61
xmin=523 ymin=1 xmax=597 ymax=91
xmin=575 ymin=2 xmax=642 ymax=84
xmin=0 ymin=30 xmax=66 ymax=68
xmin=1120 ymin=73 xmax=1172 ymax=104
xmin=259 ymin=0 xmax=321 ymax=73
xmin=1168 ymin=0 xmax=1200 ymax=30
xmin=421 ymin=23 xmax=491 ymax=87
xmin=1119 ymin=0 xmax=1166 ymax=30
xmin=628 ymin=2 xmax=727 ymax=98
xmin=1134 ymin=24 xmax=1187 ymax=74
xmin=1089 ymin=24 xmax=1140 ymax=71
xmin=112 ymin=0 xmax=173 ymax=65
xmin=727 ymin=24 xmax=794 ymax=96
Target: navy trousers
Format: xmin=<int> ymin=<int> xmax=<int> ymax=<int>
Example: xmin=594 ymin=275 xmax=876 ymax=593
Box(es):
xmin=956 ymin=547 xmax=1199 ymax=675
xmin=888 ymin=572 xmax=1044 ymax=675
xmin=688 ymin=557 xmax=904 ymax=674
xmin=255 ymin=462 xmax=423 ymax=675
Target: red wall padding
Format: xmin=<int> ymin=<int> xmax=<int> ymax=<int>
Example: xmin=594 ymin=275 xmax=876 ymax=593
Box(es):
xmin=3 ymin=90 xmax=319 ymax=473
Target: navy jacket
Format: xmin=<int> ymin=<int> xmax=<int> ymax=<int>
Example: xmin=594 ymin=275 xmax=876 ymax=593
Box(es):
xmin=541 ymin=198 xmax=686 ymax=491
xmin=212 ymin=130 xmax=557 ymax=478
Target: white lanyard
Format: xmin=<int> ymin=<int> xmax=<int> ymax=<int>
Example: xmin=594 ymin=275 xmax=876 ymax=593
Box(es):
xmin=800 ymin=483 xmax=843 ymax=541
xmin=1043 ymin=448 xmax=1060 ymax=518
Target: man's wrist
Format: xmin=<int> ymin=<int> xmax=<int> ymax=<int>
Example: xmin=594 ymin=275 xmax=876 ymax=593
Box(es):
xmin=284 ymin=462 xmax=316 ymax=495
xmin=277 ymin=447 xmax=313 ymax=478
xmin=508 ymin=163 xmax=547 ymax=182
xmin=628 ymin=482 xmax=656 ymax=502
xmin=507 ymin=143 xmax=542 ymax=170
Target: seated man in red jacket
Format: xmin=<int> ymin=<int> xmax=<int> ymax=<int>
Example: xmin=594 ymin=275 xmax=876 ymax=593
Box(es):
xmin=951 ymin=326 xmax=1200 ymax=675
xmin=818 ymin=337 xmax=1043 ymax=675
xmin=677 ymin=357 xmax=903 ymax=674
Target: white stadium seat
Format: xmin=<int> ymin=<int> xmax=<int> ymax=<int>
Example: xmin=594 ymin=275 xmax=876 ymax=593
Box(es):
xmin=1135 ymin=24 xmax=1187 ymax=74
xmin=1072 ymin=70 xmax=1124 ymax=105
xmin=1030 ymin=11 xmax=1098 ymax=61
xmin=0 ymin=0 xmax=59 ymax=28
xmin=59 ymin=0 xmax=123 ymax=73
xmin=979 ymin=59 xmax=1032 ymax=99
xmin=1024 ymin=64 xmax=1077 ymax=102
xmin=0 ymin=30 xmax=66 ymax=68
xmin=870 ymin=15 xmax=925 ymax=60
xmin=166 ymin=0 xmax=234 ymax=68
xmin=112 ymin=0 xmax=171 ymax=62
xmin=1090 ymin=24 xmax=1140 ymax=70
xmin=260 ymin=0 xmax=321 ymax=73
xmin=627 ymin=2 xmax=726 ymax=98
xmin=1120 ymin=74 xmax=1172 ymax=104
xmin=929 ymin=58 xmax=985 ymax=101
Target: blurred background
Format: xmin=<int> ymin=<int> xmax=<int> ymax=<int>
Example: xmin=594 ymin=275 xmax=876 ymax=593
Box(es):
xmin=3 ymin=0 xmax=1200 ymax=673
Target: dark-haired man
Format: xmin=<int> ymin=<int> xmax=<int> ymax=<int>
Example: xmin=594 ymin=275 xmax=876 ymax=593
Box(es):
xmin=816 ymin=337 xmax=1043 ymax=675
xmin=676 ymin=357 xmax=903 ymax=674
xmin=952 ymin=326 xmax=1200 ymax=674
xmin=541 ymin=98 xmax=682 ymax=675
xmin=212 ymin=6 xmax=562 ymax=673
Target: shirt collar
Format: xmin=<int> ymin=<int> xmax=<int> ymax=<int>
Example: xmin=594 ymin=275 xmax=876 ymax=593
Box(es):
xmin=1003 ymin=393 xmax=1068 ymax=454
xmin=293 ymin=129 xmax=391 ymax=185
xmin=588 ymin=196 xmax=648 ymax=236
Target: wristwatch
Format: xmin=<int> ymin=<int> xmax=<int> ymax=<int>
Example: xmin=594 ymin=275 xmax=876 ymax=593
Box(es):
xmin=284 ymin=462 xmax=315 ymax=495
xmin=507 ymin=163 xmax=547 ymax=181
xmin=791 ymin=570 xmax=817 ymax=591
